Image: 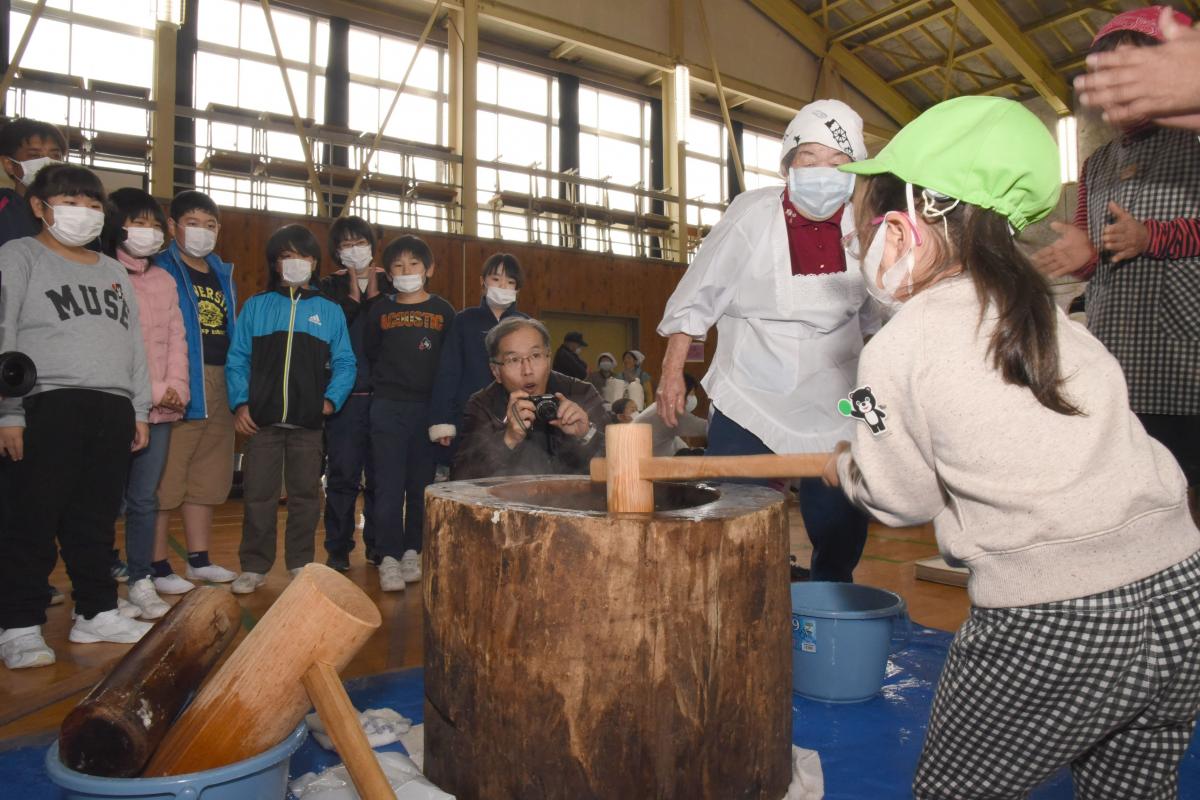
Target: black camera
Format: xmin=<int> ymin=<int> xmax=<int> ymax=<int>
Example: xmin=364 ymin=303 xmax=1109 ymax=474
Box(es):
xmin=527 ymin=393 xmax=560 ymax=424
xmin=0 ymin=274 xmax=35 ymax=398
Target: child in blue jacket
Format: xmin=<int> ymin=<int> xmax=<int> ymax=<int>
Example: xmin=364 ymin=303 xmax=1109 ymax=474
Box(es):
xmin=226 ymin=225 xmax=355 ymax=594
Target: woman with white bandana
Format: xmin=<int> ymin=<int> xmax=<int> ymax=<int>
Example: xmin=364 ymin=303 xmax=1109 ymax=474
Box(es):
xmin=656 ymin=99 xmax=877 ymax=582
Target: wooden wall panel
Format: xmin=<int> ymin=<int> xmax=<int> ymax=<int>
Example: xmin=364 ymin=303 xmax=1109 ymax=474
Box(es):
xmin=215 ymin=208 xmax=717 ymax=390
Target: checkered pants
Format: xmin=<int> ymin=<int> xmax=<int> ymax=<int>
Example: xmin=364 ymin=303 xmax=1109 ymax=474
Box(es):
xmin=914 ymin=550 xmax=1200 ymax=799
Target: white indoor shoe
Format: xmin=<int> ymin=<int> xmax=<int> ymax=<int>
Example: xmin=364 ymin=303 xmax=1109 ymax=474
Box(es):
xmin=117 ymin=596 xmax=142 ymax=618
xmin=379 ymin=557 xmax=406 ymax=592
xmin=69 ymin=609 xmax=153 ymax=644
xmin=231 ymin=572 xmax=267 ymax=595
xmin=399 ymin=550 xmax=422 ymax=584
xmin=186 ymin=563 xmax=237 ymax=583
xmin=153 ymin=573 xmax=196 ymax=595
xmin=0 ymin=626 xmax=55 ymax=669
xmin=72 ymin=597 xmax=141 ymax=621
xmin=128 ymin=578 xmax=171 ymax=620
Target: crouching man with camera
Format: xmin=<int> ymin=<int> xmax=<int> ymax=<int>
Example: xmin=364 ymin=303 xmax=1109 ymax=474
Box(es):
xmin=451 ymin=317 xmax=608 ymax=480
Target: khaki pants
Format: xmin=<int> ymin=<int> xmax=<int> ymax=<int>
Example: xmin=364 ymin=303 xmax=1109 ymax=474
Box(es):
xmin=157 ymin=366 xmax=236 ymax=509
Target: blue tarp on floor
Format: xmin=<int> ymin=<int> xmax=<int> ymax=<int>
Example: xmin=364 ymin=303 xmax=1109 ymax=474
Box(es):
xmin=3 ymin=624 xmax=1199 ymax=797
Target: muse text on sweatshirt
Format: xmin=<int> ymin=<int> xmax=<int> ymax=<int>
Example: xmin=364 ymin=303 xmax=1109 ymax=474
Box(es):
xmin=835 ymin=275 xmax=1199 ymax=608
xmin=0 ymin=237 xmax=151 ymax=426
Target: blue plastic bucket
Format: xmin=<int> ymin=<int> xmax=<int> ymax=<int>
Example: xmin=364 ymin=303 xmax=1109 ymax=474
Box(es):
xmin=791 ymin=582 xmax=911 ymax=703
xmin=44 ymin=722 xmax=308 ymax=800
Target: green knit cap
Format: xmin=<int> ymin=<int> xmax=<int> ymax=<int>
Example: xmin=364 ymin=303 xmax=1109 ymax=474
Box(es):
xmin=840 ymin=96 xmax=1061 ymax=231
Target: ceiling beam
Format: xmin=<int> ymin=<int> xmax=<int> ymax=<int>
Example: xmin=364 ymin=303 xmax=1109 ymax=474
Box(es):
xmin=548 ymin=41 xmax=577 ymax=60
xmin=830 ymin=0 xmax=934 ymax=44
xmin=746 ymin=0 xmax=921 ymax=125
xmin=949 ymin=0 xmax=1071 ymax=113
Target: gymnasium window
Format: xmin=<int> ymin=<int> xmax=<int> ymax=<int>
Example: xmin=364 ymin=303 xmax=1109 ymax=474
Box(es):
xmin=195 ymin=0 xmax=327 ymax=214
xmin=5 ymin=0 xmax=156 ymax=174
xmin=476 ymin=59 xmax=558 ymax=243
xmin=741 ymin=128 xmax=785 ymax=191
xmin=578 ymin=84 xmax=653 ymax=257
xmin=685 ymin=114 xmax=727 ymax=232
xmin=345 ymin=24 xmax=451 ymax=231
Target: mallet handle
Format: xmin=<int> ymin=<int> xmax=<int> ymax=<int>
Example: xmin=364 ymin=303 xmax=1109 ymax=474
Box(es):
xmin=590 ymin=453 xmax=831 ymax=482
xmin=302 ymin=662 xmax=395 ymax=800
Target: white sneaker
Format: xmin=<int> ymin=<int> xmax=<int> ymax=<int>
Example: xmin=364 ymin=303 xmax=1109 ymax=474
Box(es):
xmin=69 ymin=609 xmax=153 ymax=644
xmin=0 ymin=626 xmax=55 ymax=669
xmin=186 ymin=563 xmax=237 ymax=583
xmin=117 ymin=596 xmax=141 ymax=618
xmin=231 ymin=572 xmax=267 ymax=595
xmin=72 ymin=597 xmax=141 ymax=621
xmin=379 ymin=557 xmax=406 ymax=592
xmin=399 ymin=550 xmax=422 ymax=584
xmin=153 ymin=573 xmax=195 ymax=595
xmin=127 ymin=578 xmax=171 ymax=620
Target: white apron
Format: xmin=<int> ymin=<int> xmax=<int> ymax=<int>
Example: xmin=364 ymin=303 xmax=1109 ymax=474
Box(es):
xmin=658 ymin=186 xmax=876 ymax=454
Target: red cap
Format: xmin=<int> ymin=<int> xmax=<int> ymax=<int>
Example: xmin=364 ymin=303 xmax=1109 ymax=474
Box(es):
xmin=1093 ymin=6 xmax=1192 ymax=46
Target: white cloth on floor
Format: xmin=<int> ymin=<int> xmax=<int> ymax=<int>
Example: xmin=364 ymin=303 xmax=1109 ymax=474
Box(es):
xmin=304 ymin=707 xmax=412 ymax=752
xmin=399 ymin=723 xmax=425 ymax=771
xmin=289 ymin=750 xmax=453 ymax=799
xmin=784 ymin=745 xmax=824 ymax=800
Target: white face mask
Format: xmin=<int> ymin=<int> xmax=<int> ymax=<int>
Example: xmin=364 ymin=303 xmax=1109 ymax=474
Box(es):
xmin=598 ymin=360 xmax=614 ymax=374
xmin=392 ymin=274 xmax=424 ymax=294
xmin=685 ymin=395 xmax=698 ymax=413
xmin=339 ymin=244 xmax=372 ymax=271
xmin=281 ymin=257 xmax=313 ymax=286
xmin=122 ymin=227 xmax=165 ymax=258
xmin=486 ymin=285 xmax=517 ymax=308
xmin=13 ymin=157 xmax=62 ymax=187
xmin=860 ymin=212 xmax=917 ymax=308
xmin=787 ymin=166 xmax=855 ymax=221
xmin=45 ymin=204 xmax=104 ymax=247
xmin=180 ymin=226 xmax=217 ymax=259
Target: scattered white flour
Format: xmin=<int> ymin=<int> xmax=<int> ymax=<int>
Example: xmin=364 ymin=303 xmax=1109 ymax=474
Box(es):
xmin=137 ymin=699 xmax=153 ymax=729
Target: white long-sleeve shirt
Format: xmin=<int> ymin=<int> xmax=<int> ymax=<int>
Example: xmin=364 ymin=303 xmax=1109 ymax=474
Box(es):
xmin=658 ymin=187 xmax=878 ymax=453
xmin=836 ymin=276 xmax=1199 ymax=608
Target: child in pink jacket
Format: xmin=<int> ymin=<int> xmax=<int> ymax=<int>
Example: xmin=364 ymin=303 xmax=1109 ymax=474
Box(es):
xmin=104 ymin=189 xmax=189 ymax=620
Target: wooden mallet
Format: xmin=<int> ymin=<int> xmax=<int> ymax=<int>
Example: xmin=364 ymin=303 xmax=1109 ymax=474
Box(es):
xmin=144 ymin=564 xmax=394 ymax=800
xmin=594 ymin=423 xmax=832 ymax=513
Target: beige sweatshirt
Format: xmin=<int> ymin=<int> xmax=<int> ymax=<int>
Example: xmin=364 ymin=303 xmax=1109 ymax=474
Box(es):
xmin=836 ymin=276 xmax=1199 ymax=608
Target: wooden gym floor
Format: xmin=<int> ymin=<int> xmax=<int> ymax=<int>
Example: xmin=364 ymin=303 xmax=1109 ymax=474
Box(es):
xmin=0 ymin=493 xmax=968 ymax=745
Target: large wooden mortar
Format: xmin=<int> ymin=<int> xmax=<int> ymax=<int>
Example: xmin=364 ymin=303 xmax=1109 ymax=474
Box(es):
xmin=423 ymin=476 xmax=792 ymax=800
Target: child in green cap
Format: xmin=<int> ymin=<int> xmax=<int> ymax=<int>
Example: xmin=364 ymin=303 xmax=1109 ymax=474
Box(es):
xmin=823 ymin=95 xmax=1200 ymax=797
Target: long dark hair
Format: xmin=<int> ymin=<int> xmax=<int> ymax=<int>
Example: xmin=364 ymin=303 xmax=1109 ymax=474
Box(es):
xmin=861 ymin=173 xmax=1081 ymax=416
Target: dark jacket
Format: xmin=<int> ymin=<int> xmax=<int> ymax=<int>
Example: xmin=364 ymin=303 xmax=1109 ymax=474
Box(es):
xmin=318 ymin=269 xmax=392 ymax=394
xmin=553 ymin=344 xmax=588 ymax=380
xmin=0 ymin=189 xmax=39 ymax=248
xmin=225 ymin=286 xmax=356 ymax=430
xmin=428 ymin=296 xmax=527 ymax=436
xmin=450 ymin=371 xmax=608 ymax=480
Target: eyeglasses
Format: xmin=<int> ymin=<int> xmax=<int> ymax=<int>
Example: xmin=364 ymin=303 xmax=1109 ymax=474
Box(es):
xmin=492 ymin=350 xmax=549 ymax=369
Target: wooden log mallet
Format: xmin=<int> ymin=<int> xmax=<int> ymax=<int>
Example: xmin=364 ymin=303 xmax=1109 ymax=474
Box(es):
xmin=144 ymin=564 xmax=394 ymax=800
xmin=595 ymin=423 xmax=832 ymax=513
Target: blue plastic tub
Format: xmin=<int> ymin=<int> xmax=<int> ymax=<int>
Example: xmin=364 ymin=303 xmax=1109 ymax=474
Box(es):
xmin=44 ymin=722 xmax=308 ymax=800
xmin=791 ymin=582 xmax=911 ymax=703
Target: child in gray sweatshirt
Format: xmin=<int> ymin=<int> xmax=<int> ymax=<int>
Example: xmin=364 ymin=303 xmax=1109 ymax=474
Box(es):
xmin=828 ymin=97 xmax=1200 ymax=798
xmin=0 ymin=164 xmax=153 ymax=671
